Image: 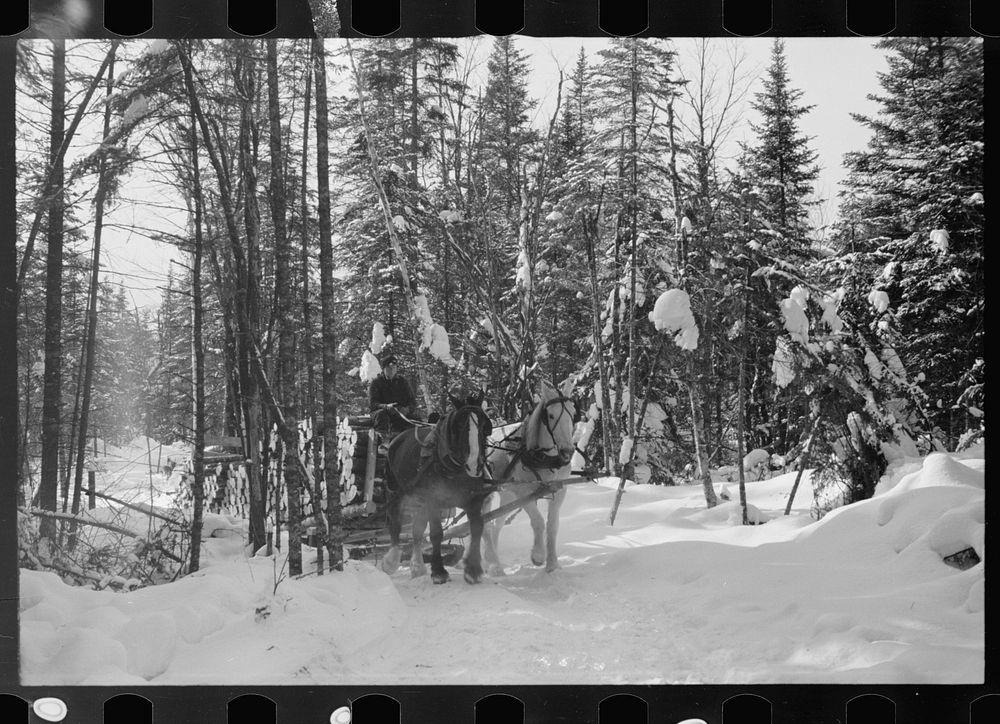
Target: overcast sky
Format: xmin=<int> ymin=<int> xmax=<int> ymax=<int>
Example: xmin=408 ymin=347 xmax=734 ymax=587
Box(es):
xmin=513 ymin=37 xmax=887 ymax=225
xmin=97 ymin=37 xmax=888 ymax=310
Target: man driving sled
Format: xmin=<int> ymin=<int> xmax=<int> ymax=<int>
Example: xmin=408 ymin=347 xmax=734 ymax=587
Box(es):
xmin=369 ymin=353 xmax=419 ymax=441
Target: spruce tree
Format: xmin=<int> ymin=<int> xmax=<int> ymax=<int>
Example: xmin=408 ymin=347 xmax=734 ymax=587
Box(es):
xmin=739 ymin=38 xmax=821 ymax=453
xmin=743 ymin=39 xmax=819 ymax=247
xmin=837 ymin=37 xmax=983 ymax=446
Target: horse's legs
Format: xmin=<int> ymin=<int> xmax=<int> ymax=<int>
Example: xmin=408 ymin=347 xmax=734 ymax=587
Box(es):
xmin=481 ymin=491 xmax=506 ymax=577
xmin=409 ymin=504 xmax=428 ymax=579
xmin=544 ymin=486 xmax=566 ymax=572
xmin=427 ymin=508 xmax=450 ymax=584
xmin=523 ymin=497 xmax=547 ymax=567
xmin=463 ymin=502 xmax=484 ymax=584
xmin=381 ymin=492 xmax=404 ymax=574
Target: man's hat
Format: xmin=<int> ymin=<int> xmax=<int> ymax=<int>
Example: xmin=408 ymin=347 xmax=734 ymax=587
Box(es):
xmin=380 ymin=352 xmax=397 ymax=366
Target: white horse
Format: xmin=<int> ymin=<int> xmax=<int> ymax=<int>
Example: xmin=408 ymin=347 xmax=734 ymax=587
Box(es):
xmin=481 ymin=383 xmax=577 ymax=575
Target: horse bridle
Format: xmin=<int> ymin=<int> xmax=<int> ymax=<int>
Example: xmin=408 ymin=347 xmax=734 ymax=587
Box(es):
xmin=435 ymin=406 xmax=492 ymax=477
xmin=521 ymin=395 xmax=576 ymax=470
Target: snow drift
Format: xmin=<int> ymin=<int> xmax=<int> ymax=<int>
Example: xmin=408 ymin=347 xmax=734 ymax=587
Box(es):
xmin=19 ymin=446 xmax=983 ymax=685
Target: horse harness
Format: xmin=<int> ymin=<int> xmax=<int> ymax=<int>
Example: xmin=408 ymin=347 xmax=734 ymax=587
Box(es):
xmin=409 ymin=406 xmax=494 ymax=485
xmin=491 ymin=395 xmax=575 ymax=487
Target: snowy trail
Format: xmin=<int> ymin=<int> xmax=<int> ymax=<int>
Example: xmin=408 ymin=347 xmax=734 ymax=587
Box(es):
xmin=19 ymin=448 xmax=984 ymax=685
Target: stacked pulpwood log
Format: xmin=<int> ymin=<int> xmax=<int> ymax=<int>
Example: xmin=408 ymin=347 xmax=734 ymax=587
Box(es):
xmin=175 ymin=416 xmax=389 ymax=528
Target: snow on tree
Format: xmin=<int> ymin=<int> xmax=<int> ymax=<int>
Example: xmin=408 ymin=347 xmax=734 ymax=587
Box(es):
xmin=864 ymin=348 xmax=884 ymax=381
xmin=618 ymin=436 xmax=634 ymax=466
xmin=771 ymin=336 xmax=797 ymax=389
xmin=867 ymin=289 xmax=890 ymax=314
xmin=819 ymin=289 xmax=845 ymax=333
xmin=929 ymin=229 xmax=949 ymax=255
xmin=369 ymin=322 xmax=388 ymax=356
xmin=648 ymin=289 xmax=699 ymax=350
xmin=358 ymin=350 xmax=381 ymax=383
xmin=146 ymin=39 xmax=172 ymax=57
xmin=742 ymin=448 xmax=770 ymax=479
xmin=836 ymin=37 xmax=983 ymax=447
xmin=571 ymin=414 xmax=596 ymax=471
xmin=425 ymin=323 xmax=455 ymax=366
xmin=122 ymin=95 xmax=148 ymax=125
xmin=779 ymin=295 xmax=810 ymax=344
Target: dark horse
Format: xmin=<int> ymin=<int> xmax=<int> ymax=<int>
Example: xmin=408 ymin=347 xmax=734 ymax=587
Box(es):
xmin=380 ymin=395 xmax=495 ymax=584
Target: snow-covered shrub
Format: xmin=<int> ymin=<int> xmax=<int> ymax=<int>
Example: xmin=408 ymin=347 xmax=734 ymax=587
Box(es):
xmin=742 ymin=448 xmax=771 ymax=480
xmin=809 ymin=467 xmax=851 ymax=519
xmin=18 ymin=503 xmax=188 ymax=592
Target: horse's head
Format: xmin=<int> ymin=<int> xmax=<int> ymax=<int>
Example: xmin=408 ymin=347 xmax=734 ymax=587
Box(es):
xmin=441 ymin=403 xmax=493 ymax=477
xmin=524 ymin=383 xmax=576 ymax=469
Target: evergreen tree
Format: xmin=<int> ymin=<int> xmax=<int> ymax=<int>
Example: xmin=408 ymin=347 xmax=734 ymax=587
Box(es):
xmin=738 ymin=39 xmax=821 ymax=453
xmin=836 ymin=37 xmax=983 ymax=446
xmin=743 ymin=39 xmax=819 ymax=249
xmin=478 ymin=37 xmax=538 ymax=212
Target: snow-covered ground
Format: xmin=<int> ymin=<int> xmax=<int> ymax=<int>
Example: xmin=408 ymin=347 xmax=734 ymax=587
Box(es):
xmin=19 ymin=444 xmax=984 ymax=685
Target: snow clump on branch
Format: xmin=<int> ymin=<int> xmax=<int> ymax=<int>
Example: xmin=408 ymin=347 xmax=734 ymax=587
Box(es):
xmin=369 ymin=322 xmax=388 ymax=356
xmin=772 ymin=337 xmax=797 ymax=389
xmin=819 ymin=288 xmax=845 ymax=333
xmin=618 ymin=436 xmax=634 ymax=467
xmin=868 ymin=289 xmax=890 ymax=314
xmin=648 ymin=289 xmax=699 ymax=350
xmin=929 ymin=229 xmax=950 ymax=254
xmin=571 ymin=415 xmax=596 ymax=472
xmin=146 ymin=39 xmax=172 ymax=56
xmin=413 ymin=295 xmax=455 ymax=365
xmin=122 ymin=96 xmax=149 ymax=126
xmin=358 ymin=350 xmax=381 ymax=383
xmin=780 ymin=289 xmax=810 ymax=345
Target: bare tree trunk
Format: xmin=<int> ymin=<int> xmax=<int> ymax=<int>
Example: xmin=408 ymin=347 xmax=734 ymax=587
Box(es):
xmin=38 ymin=39 xmax=66 ymax=547
xmin=687 ymin=375 xmax=718 ymax=507
xmin=268 ymin=39 xmax=306 ymax=577
xmin=188 ymin=102 xmax=208 ymax=573
xmin=313 ymin=37 xmax=344 ymax=571
xmin=178 ymin=42 xmax=266 ymax=552
xmin=69 ymin=45 xmax=118 ymax=551
xmin=3 ymin=43 xmax=22 ymax=511
xmin=582 ymin=208 xmax=615 ymax=473
xmin=299 ymin=44 xmax=316 ymax=423
xmin=784 ymin=426 xmax=815 ymax=516
xmin=626 ymin=39 xmax=639 ymax=453
xmin=609 ymin=336 xmax=666 ymax=525
xmin=665 ymin=97 xmax=716 ymax=509
xmin=235 ymin=45 xmax=268 ymax=555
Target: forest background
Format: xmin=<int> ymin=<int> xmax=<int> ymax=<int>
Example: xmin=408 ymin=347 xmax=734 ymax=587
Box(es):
xmin=14 ymin=36 xmax=983 ymax=581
